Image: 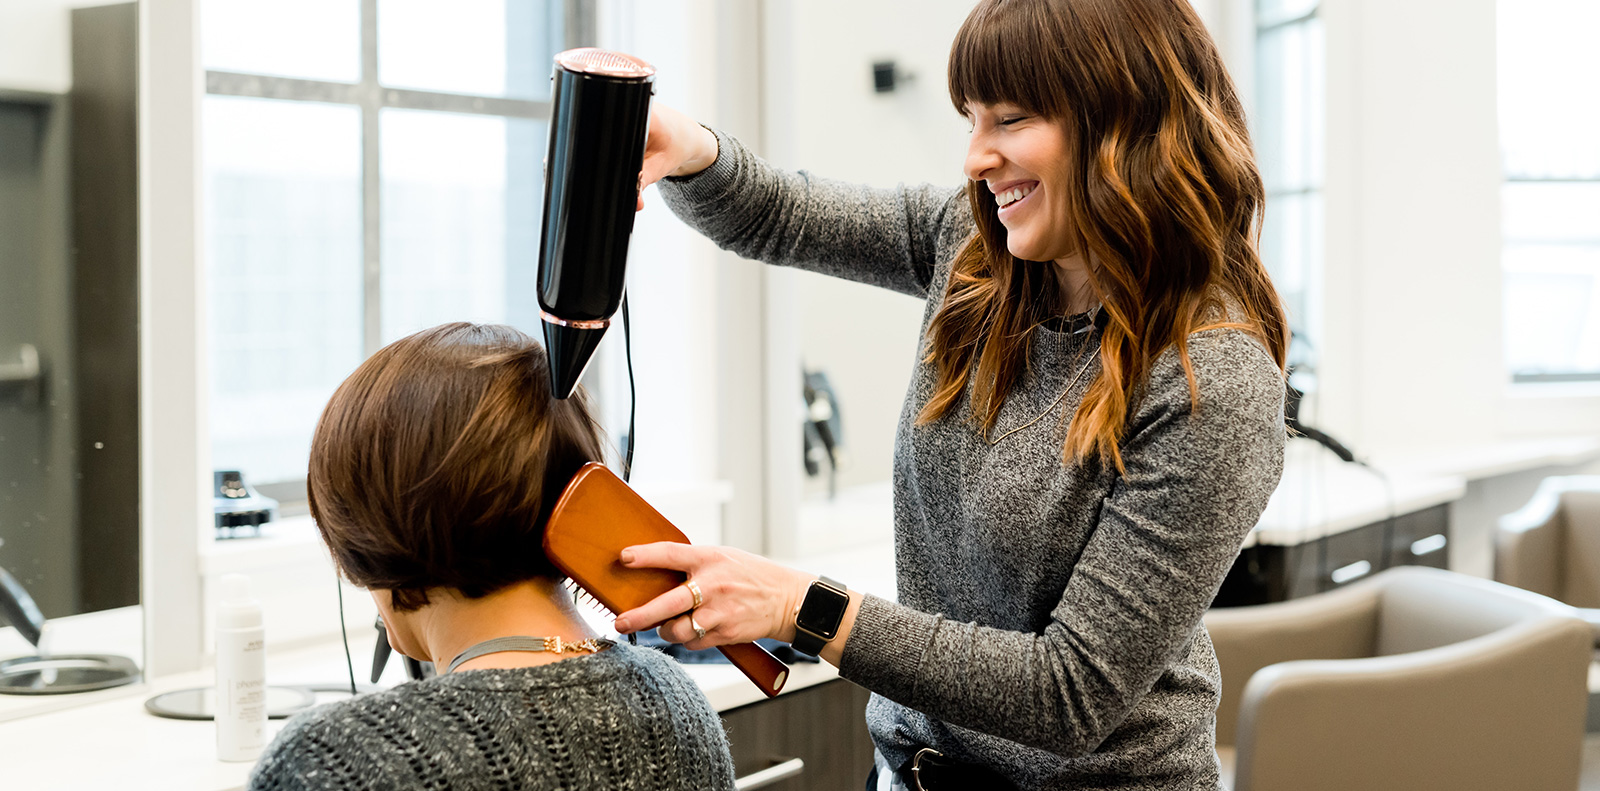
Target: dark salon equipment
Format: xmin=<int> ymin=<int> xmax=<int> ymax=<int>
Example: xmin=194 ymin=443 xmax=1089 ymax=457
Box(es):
xmin=1282 ymin=330 xmax=1357 ymax=464
xmin=0 ymin=565 xmax=45 ymax=648
xmin=369 ymin=617 xmax=434 ymax=683
xmin=537 ymin=48 xmax=656 ymax=399
xmin=871 ymin=59 xmax=914 ymax=93
xmin=213 ymin=469 xmax=278 ymax=539
xmin=0 ymin=564 xmax=140 ymax=695
xmin=1284 ymin=378 xmax=1356 ymax=463
xmin=802 ymin=368 xmax=847 ymax=497
xmin=370 ymin=617 xmax=391 ymax=683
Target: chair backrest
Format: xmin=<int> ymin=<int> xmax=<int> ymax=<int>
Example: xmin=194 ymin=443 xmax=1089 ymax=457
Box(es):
xmin=1204 ymin=582 xmax=1381 ymax=747
xmin=1234 ymin=568 xmax=1592 ymax=791
xmin=1497 ymin=476 xmax=1600 ymax=608
xmin=1376 ymin=566 xmax=1576 ymax=655
xmin=1557 ymin=481 xmax=1600 ymax=608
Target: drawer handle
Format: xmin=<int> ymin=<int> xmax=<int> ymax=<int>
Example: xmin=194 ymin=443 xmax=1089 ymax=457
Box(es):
xmin=1409 ymin=534 xmax=1447 ymax=557
xmin=735 ymin=757 xmax=805 ymax=790
xmin=1330 ymin=560 xmax=1372 ymax=585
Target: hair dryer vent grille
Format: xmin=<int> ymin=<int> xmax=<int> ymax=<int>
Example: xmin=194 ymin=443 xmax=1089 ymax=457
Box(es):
xmin=555 ymin=48 xmax=656 ymax=79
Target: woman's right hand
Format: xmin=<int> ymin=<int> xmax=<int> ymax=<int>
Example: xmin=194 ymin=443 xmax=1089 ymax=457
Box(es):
xmin=636 ymin=102 xmax=720 ymax=210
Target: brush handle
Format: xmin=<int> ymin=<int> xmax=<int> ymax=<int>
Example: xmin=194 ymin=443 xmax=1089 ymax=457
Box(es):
xmin=716 ymin=642 xmax=790 ymax=698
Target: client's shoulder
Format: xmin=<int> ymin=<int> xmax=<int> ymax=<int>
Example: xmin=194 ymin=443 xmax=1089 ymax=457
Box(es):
xmin=246 ymin=689 xmax=405 ymax=790
xmin=431 ymin=641 xmax=701 ymax=697
xmin=246 ymin=644 xmax=731 ymax=791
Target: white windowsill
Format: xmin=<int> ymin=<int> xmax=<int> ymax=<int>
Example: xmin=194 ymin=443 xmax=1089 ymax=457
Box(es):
xmin=1506 ymin=380 xmax=1600 ymax=400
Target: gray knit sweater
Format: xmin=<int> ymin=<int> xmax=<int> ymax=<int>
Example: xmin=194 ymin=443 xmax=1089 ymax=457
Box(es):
xmin=660 ymin=131 xmax=1286 ymax=790
xmin=247 ymin=643 xmax=735 ymax=791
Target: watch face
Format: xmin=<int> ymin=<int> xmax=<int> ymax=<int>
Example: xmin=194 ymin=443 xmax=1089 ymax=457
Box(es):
xmin=799 ymin=583 xmax=849 ymax=639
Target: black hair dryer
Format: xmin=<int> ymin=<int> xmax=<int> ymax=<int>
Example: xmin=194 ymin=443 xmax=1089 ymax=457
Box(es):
xmin=538 ymin=48 xmax=657 ymax=399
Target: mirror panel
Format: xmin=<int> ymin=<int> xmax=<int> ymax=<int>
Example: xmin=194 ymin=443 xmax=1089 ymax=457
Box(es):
xmin=0 ymin=3 xmax=140 ymax=638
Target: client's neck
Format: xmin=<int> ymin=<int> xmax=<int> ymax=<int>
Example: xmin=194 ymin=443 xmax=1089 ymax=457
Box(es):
xmin=410 ymin=578 xmax=603 ymax=673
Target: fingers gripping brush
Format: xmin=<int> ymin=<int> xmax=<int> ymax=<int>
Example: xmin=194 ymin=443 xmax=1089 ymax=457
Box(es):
xmin=544 ymin=463 xmax=790 ymax=698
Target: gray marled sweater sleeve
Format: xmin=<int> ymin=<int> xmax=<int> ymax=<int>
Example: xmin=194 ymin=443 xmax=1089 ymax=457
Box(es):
xmin=657 ymin=129 xmax=967 ymax=298
xmin=840 ymin=331 xmax=1285 ymax=757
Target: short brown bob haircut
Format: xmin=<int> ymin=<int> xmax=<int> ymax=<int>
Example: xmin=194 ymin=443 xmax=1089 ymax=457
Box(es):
xmin=308 ymin=322 xmax=606 ymax=611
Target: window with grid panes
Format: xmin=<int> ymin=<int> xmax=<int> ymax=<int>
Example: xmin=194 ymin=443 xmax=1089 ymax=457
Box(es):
xmin=1254 ymin=0 xmax=1324 ymax=370
xmin=202 ymin=0 xmax=592 ymax=500
xmin=1498 ymin=0 xmax=1600 ymax=383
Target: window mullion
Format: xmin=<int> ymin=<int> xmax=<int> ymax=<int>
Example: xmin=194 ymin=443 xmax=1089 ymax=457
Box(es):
xmin=206 ymin=72 xmax=364 ymax=104
xmin=361 ymin=0 xmax=382 ymax=356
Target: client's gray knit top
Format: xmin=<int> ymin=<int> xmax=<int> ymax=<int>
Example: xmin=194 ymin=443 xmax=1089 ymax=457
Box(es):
xmin=247 ymin=643 xmax=735 ymax=791
xmin=659 ymin=131 xmax=1286 ymax=790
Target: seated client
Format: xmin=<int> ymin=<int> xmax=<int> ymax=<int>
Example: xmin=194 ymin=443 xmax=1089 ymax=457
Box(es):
xmin=249 ymin=322 xmax=736 ymax=791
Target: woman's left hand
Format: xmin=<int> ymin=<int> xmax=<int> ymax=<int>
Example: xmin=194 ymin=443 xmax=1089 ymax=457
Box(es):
xmin=611 ymin=543 xmax=812 ymax=650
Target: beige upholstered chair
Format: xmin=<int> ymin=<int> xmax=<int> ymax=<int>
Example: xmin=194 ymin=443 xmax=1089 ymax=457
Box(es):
xmin=1204 ymin=566 xmax=1590 ymax=791
xmin=1497 ymin=475 xmax=1600 ymax=639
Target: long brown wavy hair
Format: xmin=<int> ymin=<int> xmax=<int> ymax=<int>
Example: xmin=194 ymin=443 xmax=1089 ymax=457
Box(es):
xmin=922 ymin=0 xmax=1289 ymax=472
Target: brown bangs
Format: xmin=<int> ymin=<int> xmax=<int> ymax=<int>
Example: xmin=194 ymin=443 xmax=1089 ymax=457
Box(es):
xmin=947 ymin=0 xmax=1070 ymax=118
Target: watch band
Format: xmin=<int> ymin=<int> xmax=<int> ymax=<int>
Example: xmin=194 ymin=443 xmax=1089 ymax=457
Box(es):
xmin=791 ymin=576 xmax=849 ymax=656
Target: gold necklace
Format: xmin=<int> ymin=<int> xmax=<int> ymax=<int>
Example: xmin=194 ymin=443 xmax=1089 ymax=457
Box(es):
xmin=983 ymin=349 xmax=1097 ymax=445
xmin=979 ymin=305 xmax=1104 ymax=446
xmin=983 ymin=305 xmax=1102 ymax=447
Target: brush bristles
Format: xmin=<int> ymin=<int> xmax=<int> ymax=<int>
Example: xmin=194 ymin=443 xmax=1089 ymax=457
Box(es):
xmin=563 ymin=579 xmax=616 ymax=617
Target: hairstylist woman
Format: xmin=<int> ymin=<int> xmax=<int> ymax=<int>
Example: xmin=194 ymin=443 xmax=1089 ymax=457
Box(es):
xmin=613 ymin=1 xmax=1288 ymax=788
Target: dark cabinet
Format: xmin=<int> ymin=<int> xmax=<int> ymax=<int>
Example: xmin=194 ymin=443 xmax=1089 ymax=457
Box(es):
xmin=1214 ymin=504 xmax=1450 ymax=607
xmin=721 ymin=678 xmax=875 ymax=791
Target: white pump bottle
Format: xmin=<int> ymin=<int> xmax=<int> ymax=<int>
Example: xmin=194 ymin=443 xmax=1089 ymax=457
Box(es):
xmin=215 ymin=573 xmax=267 ymax=762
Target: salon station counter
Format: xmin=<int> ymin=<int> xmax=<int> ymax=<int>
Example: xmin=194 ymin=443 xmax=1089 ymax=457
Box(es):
xmin=0 ymin=541 xmax=899 ymax=791
xmin=0 ymin=641 xmax=852 ymax=791
xmin=1220 ymin=435 xmax=1600 ymax=605
xmin=4 ymin=436 xmax=1598 ymax=788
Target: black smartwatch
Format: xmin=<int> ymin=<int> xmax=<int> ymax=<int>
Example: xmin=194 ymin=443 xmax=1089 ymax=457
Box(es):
xmin=791 ymin=576 xmax=850 ymax=656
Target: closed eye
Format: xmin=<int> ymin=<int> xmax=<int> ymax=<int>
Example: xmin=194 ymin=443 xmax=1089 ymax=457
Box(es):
xmin=999 ymin=116 xmax=1029 ymax=126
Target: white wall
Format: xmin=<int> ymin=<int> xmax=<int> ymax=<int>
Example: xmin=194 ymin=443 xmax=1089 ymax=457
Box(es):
xmin=598 ymin=0 xmax=775 ymax=552
xmin=596 ymin=2 xmax=723 ymax=491
xmin=0 ymin=0 xmax=74 ymax=93
xmin=763 ymin=0 xmax=974 ymax=497
xmin=1314 ymin=0 xmax=1600 ymax=454
xmin=0 ymin=0 xmax=124 ymax=94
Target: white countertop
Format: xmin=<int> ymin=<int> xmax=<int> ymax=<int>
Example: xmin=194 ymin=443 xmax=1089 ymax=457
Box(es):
xmin=0 ymin=629 xmax=847 ymax=790
xmin=0 ymin=540 xmax=899 ymax=791
xmin=1247 ymin=440 xmax=1466 ymax=547
xmin=1245 ymin=435 xmax=1600 ymax=548
xmin=1368 ymin=435 xmax=1600 ymax=482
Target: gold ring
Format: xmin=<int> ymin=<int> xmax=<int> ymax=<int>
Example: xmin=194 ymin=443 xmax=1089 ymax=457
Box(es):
xmin=684 ymin=579 xmax=703 ymax=610
xmin=690 ymin=616 xmax=707 ymax=641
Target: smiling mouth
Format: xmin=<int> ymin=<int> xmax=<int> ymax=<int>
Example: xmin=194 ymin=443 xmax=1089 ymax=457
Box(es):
xmin=995 ymin=182 xmax=1037 ymax=211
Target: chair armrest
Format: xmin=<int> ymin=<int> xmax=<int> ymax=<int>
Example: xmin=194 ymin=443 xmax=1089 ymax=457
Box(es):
xmin=1204 ymin=582 xmax=1381 ymax=746
xmin=1233 ymin=615 xmax=1591 ymax=791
